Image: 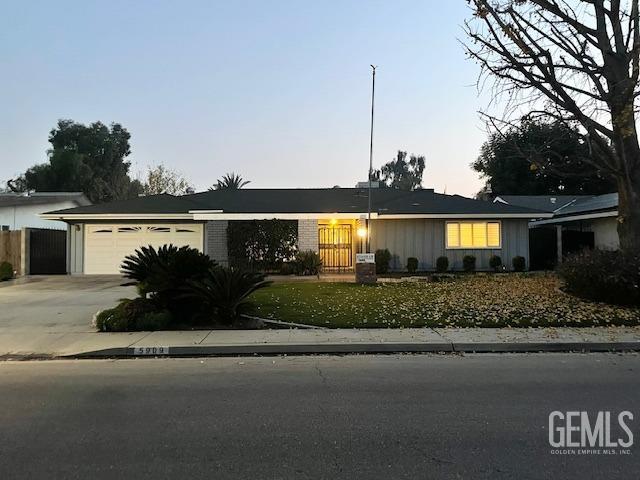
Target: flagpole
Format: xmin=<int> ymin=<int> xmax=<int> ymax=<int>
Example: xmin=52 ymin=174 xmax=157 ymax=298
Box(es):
xmin=367 ymin=65 xmax=376 ymax=253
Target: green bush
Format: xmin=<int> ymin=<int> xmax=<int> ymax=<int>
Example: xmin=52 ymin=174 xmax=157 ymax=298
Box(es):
xmin=512 ymin=256 xmax=526 ymax=272
xmin=121 ymin=244 xmax=216 ymax=321
xmin=227 ymin=220 xmax=297 ymax=270
xmin=462 ymin=255 xmax=476 ymax=272
xmin=135 ymin=311 xmax=172 ymax=331
xmin=406 ymin=257 xmax=419 ymax=274
xmin=279 ymin=262 xmax=295 ymax=275
xmin=489 ymin=255 xmax=502 ymax=272
xmin=375 ymin=249 xmax=392 ymax=274
xmin=96 ymin=298 xmax=171 ymax=332
xmin=436 ymin=256 xmax=449 ymax=273
xmin=0 ymin=261 xmax=14 ymax=281
xmin=185 ymin=266 xmax=272 ymax=322
xmin=558 ymin=249 xmax=640 ymax=306
xmin=294 ymin=250 xmax=322 ymax=276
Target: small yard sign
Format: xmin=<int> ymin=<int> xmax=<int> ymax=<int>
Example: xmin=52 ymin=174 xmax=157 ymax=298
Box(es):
xmin=356 ymin=253 xmax=375 ymax=264
xmin=132 ymin=346 xmax=170 ymax=356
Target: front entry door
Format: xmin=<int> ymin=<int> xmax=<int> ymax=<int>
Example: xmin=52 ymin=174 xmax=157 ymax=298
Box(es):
xmin=318 ymin=224 xmax=353 ymax=272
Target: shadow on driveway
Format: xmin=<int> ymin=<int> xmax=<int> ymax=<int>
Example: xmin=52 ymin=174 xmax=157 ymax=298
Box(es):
xmin=0 ymin=275 xmax=136 ymax=334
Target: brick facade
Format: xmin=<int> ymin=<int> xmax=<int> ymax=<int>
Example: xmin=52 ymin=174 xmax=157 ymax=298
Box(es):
xmin=205 ymin=220 xmax=229 ymax=265
xmin=297 ymin=219 xmax=319 ymax=253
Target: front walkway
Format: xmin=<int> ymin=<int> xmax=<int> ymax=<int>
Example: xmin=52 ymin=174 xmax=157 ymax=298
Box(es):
xmin=267 ymin=273 xmax=355 ymax=283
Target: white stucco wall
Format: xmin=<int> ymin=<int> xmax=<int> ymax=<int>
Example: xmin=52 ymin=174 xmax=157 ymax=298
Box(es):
xmin=589 ymin=216 xmax=620 ymax=250
xmin=0 ymin=201 xmax=77 ymax=230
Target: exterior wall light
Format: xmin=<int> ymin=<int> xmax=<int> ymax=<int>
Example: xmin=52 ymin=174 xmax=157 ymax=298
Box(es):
xmin=357 ymin=227 xmax=367 ymax=238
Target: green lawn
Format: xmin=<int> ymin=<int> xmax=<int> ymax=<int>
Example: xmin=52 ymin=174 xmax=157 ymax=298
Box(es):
xmin=248 ymin=274 xmax=640 ymax=328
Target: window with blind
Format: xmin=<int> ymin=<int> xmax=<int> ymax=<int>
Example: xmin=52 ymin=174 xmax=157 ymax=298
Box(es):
xmin=446 ymin=221 xmax=501 ymax=248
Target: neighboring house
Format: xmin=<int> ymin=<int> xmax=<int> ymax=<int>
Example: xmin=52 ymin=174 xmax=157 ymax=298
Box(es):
xmin=494 ymin=193 xmax=619 ymax=267
xmin=0 ymin=192 xmax=91 ymax=231
xmin=42 ymin=187 xmax=551 ymax=274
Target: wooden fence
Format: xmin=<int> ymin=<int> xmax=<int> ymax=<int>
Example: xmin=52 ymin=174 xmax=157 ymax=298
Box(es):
xmin=0 ymin=230 xmax=23 ymax=275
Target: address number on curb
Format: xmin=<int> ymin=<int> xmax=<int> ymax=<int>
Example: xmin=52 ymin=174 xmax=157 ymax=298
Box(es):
xmin=132 ymin=346 xmax=170 ymax=356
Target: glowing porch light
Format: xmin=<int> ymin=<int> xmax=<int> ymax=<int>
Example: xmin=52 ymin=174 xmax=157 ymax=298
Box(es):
xmin=357 ymin=226 xmax=367 ymax=238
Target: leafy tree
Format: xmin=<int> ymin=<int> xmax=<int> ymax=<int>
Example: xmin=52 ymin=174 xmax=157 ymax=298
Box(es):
xmin=12 ymin=119 xmax=141 ymax=202
xmin=141 ymin=165 xmax=192 ymax=196
xmin=210 ymin=172 xmax=250 ymax=190
xmin=371 ymin=151 xmax=425 ymax=191
xmin=464 ymin=1 xmax=640 ymax=252
xmin=473 ymin=119 xmax=616 ymax=195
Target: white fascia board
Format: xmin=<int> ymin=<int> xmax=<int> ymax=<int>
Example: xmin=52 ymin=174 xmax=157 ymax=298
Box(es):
xmin=39 ymin=213 xmax=195 ymax=221
xmin=529 ymin=210 xmax=618 ymax=226
xmin=376 ymin=213 xmax=553 ymax=219
xmin=191 ymin=211 xmax=552 ymax=220
xmin=191 ymin=212 xmax=371 ymax=220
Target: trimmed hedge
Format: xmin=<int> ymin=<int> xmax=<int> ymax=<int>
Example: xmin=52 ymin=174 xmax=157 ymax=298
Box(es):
xmin=96 ymin=298 xmax=171 ymax=332
xmin=462 ymin=255 xmax=476 ymax=272
xmin=512 ymin=256 xmax=526 ymax=272
xmin=227 ymin=220 xmax=297 ymax=271
xmin=0 ymin=261 xmax=13 ymax=281
xmin=407 ymin=257 xmax=418 ymax=274
xmin=436 ymin=256 xmax=449 ymax=273
xmin=489 ymin=255 xmax=502 ymax=272
xmin=558 ymin=249 xmax=640 ymax=306
xmin=375 ymin=249 xmax=392 ymax=274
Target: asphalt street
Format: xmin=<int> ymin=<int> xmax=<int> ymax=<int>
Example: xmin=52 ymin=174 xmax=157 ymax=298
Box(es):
xmin=0 ymin=353 xmax=637 ymax=479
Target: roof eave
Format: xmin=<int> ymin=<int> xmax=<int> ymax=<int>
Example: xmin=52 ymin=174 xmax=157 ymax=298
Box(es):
xmin=530 ymin=210 xmax=617 ymax=226
xmin=39 ymin=213 xmax=195 ymax=221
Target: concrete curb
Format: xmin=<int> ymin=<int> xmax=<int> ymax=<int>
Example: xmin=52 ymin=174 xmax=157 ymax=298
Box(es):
xmin=54 ymin=341 xmax=640 ymax=359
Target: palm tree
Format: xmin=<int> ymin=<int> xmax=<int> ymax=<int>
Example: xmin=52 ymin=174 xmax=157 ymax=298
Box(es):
xmin=210 ymin=173 xmax=250 ymax=191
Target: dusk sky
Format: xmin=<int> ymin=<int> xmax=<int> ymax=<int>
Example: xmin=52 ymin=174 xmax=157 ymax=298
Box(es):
xmin=1 ymin=1 xmax=493 ymax=197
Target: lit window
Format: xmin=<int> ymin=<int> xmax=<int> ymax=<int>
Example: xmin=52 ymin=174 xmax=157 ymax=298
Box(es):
xmin=446 ymin=222 xmax=501 ymax=249
xmin=446 ymin=223 xmax=459 ymax=247
xmin=460 ymin=223 xmax=472 ymax=247
xmin=487 ymin=222 xmax=500 ymax=247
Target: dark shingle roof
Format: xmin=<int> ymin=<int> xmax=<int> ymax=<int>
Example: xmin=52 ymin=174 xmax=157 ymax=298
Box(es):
xmin=495 ymin=195 xmax=590 ymax=213
xmin=45 ymin=194 xmax=205 ymax=215
xmin=554 ymin=193 xmax=618 ymax=216
xmin=45 ymin=188 xmax=548 ymax=217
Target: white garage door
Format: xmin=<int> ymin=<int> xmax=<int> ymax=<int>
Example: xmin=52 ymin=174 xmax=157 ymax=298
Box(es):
xmin=84 ymin=223 xmax=204 ymax=274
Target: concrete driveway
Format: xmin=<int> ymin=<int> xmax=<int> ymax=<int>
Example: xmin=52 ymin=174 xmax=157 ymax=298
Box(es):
xmin=0 ymin=275 xmax=135 ymax=334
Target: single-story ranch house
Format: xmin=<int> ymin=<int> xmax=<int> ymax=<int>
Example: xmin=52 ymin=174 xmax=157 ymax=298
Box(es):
xmin=42 ymin=187 xmax=551 ymax=274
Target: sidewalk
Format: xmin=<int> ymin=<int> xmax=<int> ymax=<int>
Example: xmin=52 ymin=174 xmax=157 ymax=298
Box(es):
xmin=1 ymin=326 xmax=639 ymax=359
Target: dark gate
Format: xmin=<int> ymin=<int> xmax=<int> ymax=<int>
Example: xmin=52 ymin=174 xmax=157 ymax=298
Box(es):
xmin=29 ymin=229 xmax=66 ymax=274
xmin=318 ymin=225 xmax=353 ymax=272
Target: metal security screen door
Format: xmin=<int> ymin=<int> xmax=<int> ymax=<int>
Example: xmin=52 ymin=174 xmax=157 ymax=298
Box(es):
xmin=318 ymin=225 xmax=353 ymax=271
